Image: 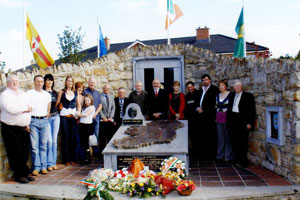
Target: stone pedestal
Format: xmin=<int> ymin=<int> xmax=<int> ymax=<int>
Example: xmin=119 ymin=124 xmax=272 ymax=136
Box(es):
xmin=102 ymin=120 xmax=189 ymax=175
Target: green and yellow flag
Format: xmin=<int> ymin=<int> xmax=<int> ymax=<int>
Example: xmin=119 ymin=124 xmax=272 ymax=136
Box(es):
xmin=233 ymin=7 xmax=245 ymax=58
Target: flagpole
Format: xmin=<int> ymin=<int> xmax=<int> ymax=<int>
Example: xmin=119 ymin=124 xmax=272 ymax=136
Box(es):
xmin=97 ymin=13 xmax=100 ymax=58
xmin=167 ymin=0 xmax=170 ymax=45
xmin=23 ymin=0 xmax=25 ymax=70
xmin=243 ymin=0 xmax=246 ymax=57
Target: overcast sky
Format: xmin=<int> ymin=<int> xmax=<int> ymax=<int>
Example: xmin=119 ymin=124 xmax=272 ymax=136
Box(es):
xmin=0 ymin=0 xmax=299 ymax=71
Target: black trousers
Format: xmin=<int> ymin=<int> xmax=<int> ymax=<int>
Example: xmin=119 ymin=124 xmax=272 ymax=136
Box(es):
xmin=79 ymin=123 xmax=93 ymax=162
xmin=99 ymin=121 xmax=115 ymax=153
xmin=1 ymin=122 xmax=30 ymax=178
xmin=196 ymin=115 xmax=217 ymax=159
xmin=228 ymin=112 xmax=249 ymax=166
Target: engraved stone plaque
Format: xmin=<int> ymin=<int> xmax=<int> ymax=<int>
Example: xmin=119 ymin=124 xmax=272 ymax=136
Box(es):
xmin=123 ymin=103 xmax=145 ymax=125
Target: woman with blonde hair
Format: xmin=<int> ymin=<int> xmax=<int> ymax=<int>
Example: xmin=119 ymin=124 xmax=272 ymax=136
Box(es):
xmin=56 ymin=76 xmax=78 ymax=165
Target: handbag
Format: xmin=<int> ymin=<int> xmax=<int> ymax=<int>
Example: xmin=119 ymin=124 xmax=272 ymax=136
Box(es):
xmin=216 ymin=111 xmax=227 ymax=123
xmin=89 ymin=134 xmax=98 ymax=147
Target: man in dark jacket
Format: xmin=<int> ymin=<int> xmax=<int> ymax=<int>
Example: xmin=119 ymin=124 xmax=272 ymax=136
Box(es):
xmin=227 ymin=80 xmax=256 ymax=167
xmin=185 ymin=81 xmax=199 ymax=156
xmin=114 ymin=87 xmax=129 ymax=132
xmin=146 ymin=79 xmax=168 ymax=120
xmin=196 ymin=74 xmax=219 ymax=159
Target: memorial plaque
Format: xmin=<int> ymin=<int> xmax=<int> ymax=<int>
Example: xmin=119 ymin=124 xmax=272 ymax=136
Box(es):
xmin=123 ymin=103 xmax=145 ymax=125
xmin=117 ymin=155 xmax=170 ymax=171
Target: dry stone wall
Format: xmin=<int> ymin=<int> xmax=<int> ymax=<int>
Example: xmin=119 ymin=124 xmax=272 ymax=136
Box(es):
xmin=0 ymin=44 xmax=300 ymax=183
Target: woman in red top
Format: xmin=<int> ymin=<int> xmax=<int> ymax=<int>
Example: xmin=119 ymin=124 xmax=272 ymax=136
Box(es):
xmin=169 ymin=81 xmax=185 ymax=120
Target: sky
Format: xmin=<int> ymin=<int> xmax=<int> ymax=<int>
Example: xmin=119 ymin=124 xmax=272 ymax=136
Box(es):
xmin=0 ymin=0 xmax=299 ymax=72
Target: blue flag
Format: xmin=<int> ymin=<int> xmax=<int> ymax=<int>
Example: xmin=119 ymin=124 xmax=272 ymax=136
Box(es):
xmin=98 ymin=24 xmax=107 ymax=57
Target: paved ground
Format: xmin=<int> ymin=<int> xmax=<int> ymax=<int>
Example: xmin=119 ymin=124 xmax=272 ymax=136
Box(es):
xmin=3 ymin=158 xmax=291 ymax=188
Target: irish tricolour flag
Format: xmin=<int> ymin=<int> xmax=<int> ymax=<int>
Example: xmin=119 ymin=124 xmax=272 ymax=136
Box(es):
xmin=165 ymin=0 xmax=183 ymax=30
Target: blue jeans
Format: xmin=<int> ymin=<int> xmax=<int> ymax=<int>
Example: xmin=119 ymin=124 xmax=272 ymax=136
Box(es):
xmin=30 ymin=118 xmax=48 ymax=171
xmin=47 ymin=114 xmax=60 ymax=167
xmin=60 ymin=116 xmax=76 ymax=163
xmin=93 ymin=115 xmax=100 ymax=139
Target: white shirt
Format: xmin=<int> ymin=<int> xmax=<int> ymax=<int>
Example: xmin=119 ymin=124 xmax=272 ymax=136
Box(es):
xmin=27 ymin=89 xmax=51 ymax=117
xmin=232 ymin=91 xmax=243 ymax=113
xmin=199 ymin=84 xmax=211 ymax=107
xmin=0 ymin=88 xmax=31 ymax=126
xmin=80 ymin=105 xmax=95 ymax=124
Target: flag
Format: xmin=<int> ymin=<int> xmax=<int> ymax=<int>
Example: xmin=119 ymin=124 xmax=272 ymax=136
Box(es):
xmin=165 ymin=0 xmax=183 ymax=30
xmin=26 ymin=13 xmax=54 ymax=68
xmin=233 ymin=7 xmax=246 ymax=58
xmin=98 ymin=24 xmax=107 ymax=58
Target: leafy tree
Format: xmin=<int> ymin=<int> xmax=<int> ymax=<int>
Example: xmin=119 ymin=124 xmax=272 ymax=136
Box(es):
xmin=295 ymin=50 xmax=300 ymax=60
xmin=279 ymin=54 xmax=294 ymax=60
xmin=0 ymin=51 xmax=6 ymax=72
xmin=57 ymin=26 xmax=86 ymax=64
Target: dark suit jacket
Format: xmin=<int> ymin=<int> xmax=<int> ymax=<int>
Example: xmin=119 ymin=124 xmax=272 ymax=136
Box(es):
xmin=114 ymin=97 xmax=129 ymax=123
xmin=196 ymin=84 xmax=219 ymax=120
xmin=227 ymin=91 xmax=256 ymax=128
xmin=146 ymin=88 xmax=168 ymax=119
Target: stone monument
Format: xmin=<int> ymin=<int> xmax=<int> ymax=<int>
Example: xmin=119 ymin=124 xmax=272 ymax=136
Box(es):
xmin=102 ymin=103 xmax=189 ymax=174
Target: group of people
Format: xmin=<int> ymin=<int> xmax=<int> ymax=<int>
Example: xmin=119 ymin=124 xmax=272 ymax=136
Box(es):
xmin=0 ymin=73 xmax=255 ymax=184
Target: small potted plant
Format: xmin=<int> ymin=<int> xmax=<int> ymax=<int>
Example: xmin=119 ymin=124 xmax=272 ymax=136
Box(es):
xmin=176 ymin=180 xmax=196 ymax=196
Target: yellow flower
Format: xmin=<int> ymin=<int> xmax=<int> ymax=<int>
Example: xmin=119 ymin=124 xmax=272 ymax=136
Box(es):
xmin=131 ymin=183 xmax=135 ymax=187
xmin=156 ymin=192 xmax=159 ymax=195
xmin=139 ymin=183 xmax=144 ymax=187
xmin=147 ymin=188 xmax=152 ymax=192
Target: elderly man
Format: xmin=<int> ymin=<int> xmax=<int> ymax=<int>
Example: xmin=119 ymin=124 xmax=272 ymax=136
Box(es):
xmin=114 ymin=87 xmax=129 ymax=132
xmin=227 ymin=80 xmax=256 ymax=167
xmin=99 ymin=84 xmax=115 ymax=152
xmin=0 ymin=74 xmax=35 ymax=183
xmin=146 ymin=79 xmax=168 ymax=120
xmin=128 ymin=81 xmax=147 ymax=116
xmin=27 ymin=75 xmax=51 ymax=176
xmin=83 ymin=77 xmax=102 ymax=139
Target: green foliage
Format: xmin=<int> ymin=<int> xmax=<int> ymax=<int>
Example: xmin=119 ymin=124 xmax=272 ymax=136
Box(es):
xmin=0 ymin=51 xmax=6 ymax=73
xmin=57 ymin=26 xmax=86 ymax=64
xmin=279 ymin=54 xmax=294 ymax=60
xmin=295 ymin=50 xmax=300 ymax=60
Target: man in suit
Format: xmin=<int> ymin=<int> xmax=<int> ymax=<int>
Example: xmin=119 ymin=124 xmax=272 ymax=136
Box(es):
xmin=129 ymin=81 xmax=147 ymax=117
xmin=185 ymin=81 xmax=199 ymax=156
xmin=99 ymin=84 xmax=116 ymax=153
xmin=114 ymin=87 xmax=129 ymax=132
xmin=146 ymin=79 xmax=168 ymax=120
xmin=227 ymin=80 xmax=256 ymax=167
xmin=196 ymin=74 xmax=219 ymax=159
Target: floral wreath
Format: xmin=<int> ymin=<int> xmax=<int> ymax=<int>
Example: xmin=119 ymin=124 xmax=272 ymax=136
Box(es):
xmin=160 ymin=157 xmax=186 ymax=178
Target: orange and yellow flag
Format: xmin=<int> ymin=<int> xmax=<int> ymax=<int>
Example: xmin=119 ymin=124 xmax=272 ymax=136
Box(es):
xmin=26 ymin=13 xmax=54 ymax=68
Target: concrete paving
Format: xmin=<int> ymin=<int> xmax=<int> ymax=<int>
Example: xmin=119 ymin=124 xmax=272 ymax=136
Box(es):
xmin=0 ymin=184 xmax=300 ymax=200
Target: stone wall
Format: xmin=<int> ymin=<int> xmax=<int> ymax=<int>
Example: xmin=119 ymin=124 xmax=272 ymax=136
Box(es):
xmin=0 ymin=44 xmax=300 ymax=183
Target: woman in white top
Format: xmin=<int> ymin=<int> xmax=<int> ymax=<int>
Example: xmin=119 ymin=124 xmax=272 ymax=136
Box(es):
xmin=56 ymin=76 xmax=79 ymax=165
xmin=78 ymin=94 xmax=95 ymax=165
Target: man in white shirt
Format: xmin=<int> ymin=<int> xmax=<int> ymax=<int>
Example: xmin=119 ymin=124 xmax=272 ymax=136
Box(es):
xmin=227 ymin=80 xmax=256 ymax=167
xmin=27 ymin=75 xmax=51 ymax=176
xmin=0 ymin=74 xmax=34 ymax=183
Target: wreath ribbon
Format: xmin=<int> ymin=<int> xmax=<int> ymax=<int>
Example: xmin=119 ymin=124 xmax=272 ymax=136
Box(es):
xmin=162 ymin=158 xmax=180 ymax=173
xmin=81 ymin=179 xmax=102 ymax=200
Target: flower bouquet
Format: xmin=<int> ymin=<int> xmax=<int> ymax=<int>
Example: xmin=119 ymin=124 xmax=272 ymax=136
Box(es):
xmin=176 ymin=180 xmax=196 ymax=196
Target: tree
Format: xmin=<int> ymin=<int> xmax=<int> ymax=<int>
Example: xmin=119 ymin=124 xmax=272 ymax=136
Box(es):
xmin=295 ymin=50 xmax=300 ymax=60
xmin=57 ymin=26 xmax=86 ymax=64
xmin=0 ymin=51 xmax=6 ymax=73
